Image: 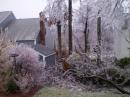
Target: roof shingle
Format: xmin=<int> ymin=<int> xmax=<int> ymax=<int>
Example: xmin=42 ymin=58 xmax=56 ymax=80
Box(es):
xmin=7 ymin=18 xmax=40 ymax=40
xmin=34 ymin=44 xmax=55 ymax=56
xmin=0 ymin=11 xmax=16 ymax=28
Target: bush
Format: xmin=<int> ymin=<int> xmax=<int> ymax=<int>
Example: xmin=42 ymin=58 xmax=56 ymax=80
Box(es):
xmin=0 ymin=43 xmax=46 ymax=93
xmin=0 ymin=34 xmax=14 ymax=93
xmin=9 ymin=44 xmax=45 ymax=92
xmin=0 ymin=34 xmax=40 ymax=93
xmin=108 ymin=68 xmax=128 ymax=85
xmin=6 ymin=79 xmax=19 ymax=93
xmin=118 ymin=57 xmax=130 ymax=68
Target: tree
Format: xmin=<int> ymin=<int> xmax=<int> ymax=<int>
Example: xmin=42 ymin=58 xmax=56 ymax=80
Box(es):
xmin=39 ymin=12 xmax=46 ymax=45
xmin=76 ymin=0 xmax=126 ymax=54
xmin=57 ymin=21 xmax=62 ymax=57
xmin=44 ymin=0 xmax=127 ymax=56
xmin=83 ymin=6 xmax=90 ymax=53
xmin=68 ymin=0 xmax=73 ymax=55
xmin=97 ymin=16 xmax=102 ymax=66
xmin=44 ymin=0 xmax=68 ymax=57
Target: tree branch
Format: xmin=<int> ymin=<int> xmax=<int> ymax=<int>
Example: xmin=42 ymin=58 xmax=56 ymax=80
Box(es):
xmin=63 ymin=69 xmax=130 ymax=95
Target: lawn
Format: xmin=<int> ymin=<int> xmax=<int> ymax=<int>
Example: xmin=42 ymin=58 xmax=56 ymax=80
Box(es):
xmin=34 ymin=87 xmax=130 ymax=97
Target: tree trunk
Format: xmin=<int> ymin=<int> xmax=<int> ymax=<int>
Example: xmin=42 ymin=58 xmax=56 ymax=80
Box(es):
xmin=39 ymin=12 xmax=46 ymax=45
xmin=68 ymin=0 xmax=73 ymax=55
xmin=84 ymin=18 xmax=89 ymax=53
xmin=57 ymin=21 xmax=62 ymax=57
xmin=97 ymin=17 xmax=102 ymax=66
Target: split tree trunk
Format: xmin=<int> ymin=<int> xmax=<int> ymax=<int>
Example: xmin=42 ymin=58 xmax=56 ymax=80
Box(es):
xmin=39 ymin=12 xmax=46 ymax=45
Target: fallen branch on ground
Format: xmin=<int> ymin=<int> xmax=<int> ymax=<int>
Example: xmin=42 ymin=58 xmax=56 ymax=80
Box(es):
xmin=63 ymin=69 xmax=130 ymax=95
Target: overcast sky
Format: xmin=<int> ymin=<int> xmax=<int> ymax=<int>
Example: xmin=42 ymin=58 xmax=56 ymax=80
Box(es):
xmin=0 ymin=0 xmax=80 ymax=19
xmin=0 ymin=0 xmax=47 ymax=19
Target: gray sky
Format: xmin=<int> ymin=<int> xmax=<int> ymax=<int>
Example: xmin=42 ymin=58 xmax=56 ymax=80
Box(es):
xmin=0 ymin=0 xmax=79 ymax=19
xmin=0 ymin=0 xmax=47 ymax=19
xmin=0 ymin=0 xmax=129 ymax=19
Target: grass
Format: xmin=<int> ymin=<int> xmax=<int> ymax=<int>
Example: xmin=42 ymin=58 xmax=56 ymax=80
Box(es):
xmin=34 ymin=87 xmax=130 ymax=97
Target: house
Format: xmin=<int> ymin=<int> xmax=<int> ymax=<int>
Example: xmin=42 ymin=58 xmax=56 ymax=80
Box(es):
xmin=0 ymin=11 xmax=56 ymax=65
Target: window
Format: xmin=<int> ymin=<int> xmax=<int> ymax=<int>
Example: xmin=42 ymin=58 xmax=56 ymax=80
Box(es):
xmin=39 ymin=55 xmax=43 ymax=62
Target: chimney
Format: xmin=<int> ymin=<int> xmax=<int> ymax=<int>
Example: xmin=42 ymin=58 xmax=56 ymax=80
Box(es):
xmin=39 ymin=12 xmax=46 ymax=45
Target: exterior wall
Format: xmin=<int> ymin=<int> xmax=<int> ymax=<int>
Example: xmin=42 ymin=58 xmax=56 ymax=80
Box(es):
xmin=45 ymin=26 xmax=56 ymax=49
xmin=113 ymin=16 xmax=130 ymax=59
xmin=114 ymin=29 xmax=130 ymax=59
xmin=45 ymin=54 xmax=56 ymax=66
xmin=36 ymin=25 xmax=56 ymax=49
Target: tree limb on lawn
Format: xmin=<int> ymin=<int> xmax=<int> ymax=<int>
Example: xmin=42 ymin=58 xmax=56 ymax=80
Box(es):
xmin=63 ymin=69 xmax=130 ymax=95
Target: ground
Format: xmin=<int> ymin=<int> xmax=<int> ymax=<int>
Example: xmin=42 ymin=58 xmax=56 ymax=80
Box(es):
xmin=0 ymin=87 xmax=130 ymax=97
xmin=34 ymin=87 xmax=130 ymax=97
xmin=0 ymin=87 xmax=39 ymax=97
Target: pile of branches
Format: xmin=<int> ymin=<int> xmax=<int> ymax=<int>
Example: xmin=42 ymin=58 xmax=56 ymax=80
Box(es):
xmin=63 ymin=52 xmax=130 ymax=95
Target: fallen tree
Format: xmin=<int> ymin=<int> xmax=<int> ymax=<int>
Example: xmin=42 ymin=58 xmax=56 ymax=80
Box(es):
xmin=63 ymin=69 xmax=130 ymax=95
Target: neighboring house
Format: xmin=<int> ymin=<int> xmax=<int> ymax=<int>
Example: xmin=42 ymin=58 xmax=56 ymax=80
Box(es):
xmin=0 ymin=11 xmax=56 ymax=65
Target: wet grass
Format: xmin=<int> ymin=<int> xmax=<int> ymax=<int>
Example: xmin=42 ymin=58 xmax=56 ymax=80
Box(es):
xmin=34 ymin=87 xmax=130 ymax=97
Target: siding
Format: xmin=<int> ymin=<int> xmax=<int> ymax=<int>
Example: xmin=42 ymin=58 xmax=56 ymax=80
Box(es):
xmin=45 ymin=54 xmax=55 ymax=66
xmin=114 ymin=29 xmax=130 ymax=59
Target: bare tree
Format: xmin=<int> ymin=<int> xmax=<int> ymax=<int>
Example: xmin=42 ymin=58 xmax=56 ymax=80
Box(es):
xmin=68 ymin=0 xmax=73 ymax=55
xmin=57 ymin=21 xmax=62 ymax=57
xmin=97 ymin=16 xmax=102 ymax=66
xmin=44 ymin=0 xmax=68 ymax=57
xmin=83 ymin=6 xmax=90 ymax=53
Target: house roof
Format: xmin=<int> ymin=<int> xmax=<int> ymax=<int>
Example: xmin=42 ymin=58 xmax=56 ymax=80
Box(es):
xmin=7 ymin=18 xmax=40 ymax=41
xmin=0 ymin=11 xmax=16 ymax=28
xmin=0 ymin=11 xmax=11 ymax=23
xmin=34 ymin=44 xmax=55 ymax=56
